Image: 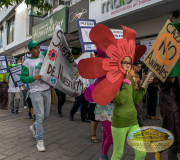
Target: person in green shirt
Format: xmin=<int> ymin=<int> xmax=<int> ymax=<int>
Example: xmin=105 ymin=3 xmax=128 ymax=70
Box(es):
xmin=111 ymin=56 xmax=153 ymax=160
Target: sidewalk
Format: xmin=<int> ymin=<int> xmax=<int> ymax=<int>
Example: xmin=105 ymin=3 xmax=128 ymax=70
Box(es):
xmin=0 ymin=96 xmax=169 ymax=160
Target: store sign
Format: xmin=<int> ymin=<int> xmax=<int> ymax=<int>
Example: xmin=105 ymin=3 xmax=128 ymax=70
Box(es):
xmin=32 ymin=7 xmax=68 ymax=43
xmin=89 ymin=0 xmax=164 ymax=23
xmin=68 ymin=0 xmax=89 ymax=33
xmin=143 ymin=19 xmax=180 ymax=82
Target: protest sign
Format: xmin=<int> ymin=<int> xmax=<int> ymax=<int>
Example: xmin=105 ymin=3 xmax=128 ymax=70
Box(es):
xmin=0 ymin=55 xmax=8 ymax=74
xmin=110 ymin=29 xmax=123 ymax=40
xmin=77 ymin=19 xmax=97 ymax=52
xmin=140 ymin=40 xmax=154 ymax=61
xmin=9 ymin=65 xmax=22 ymax=87
xmin=40 ymin=25 xmax=90 ymax=96
xmin=143 ymin=19 xmax=180 ymax=83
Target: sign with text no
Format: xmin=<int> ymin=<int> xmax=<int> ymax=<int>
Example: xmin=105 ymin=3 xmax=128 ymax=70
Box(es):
xmin=143 ymin=19 xmax=180 ymax=82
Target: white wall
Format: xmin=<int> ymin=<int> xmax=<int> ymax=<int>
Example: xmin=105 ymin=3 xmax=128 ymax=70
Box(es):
xmin=129 ymin=14 xmax=180 ymax=39
xmin=0 ymin=2 xmax=32 ymax=56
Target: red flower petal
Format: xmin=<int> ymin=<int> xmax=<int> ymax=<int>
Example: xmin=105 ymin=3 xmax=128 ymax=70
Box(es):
xmin=89 ymin=24 xmax=117 ymax=53
xmin=117 ymin=38 xmax=129 ymax=58
xmin=102 ymin=58 xmax=119 ymax=71
xmin=78 ymin=57 xmax=107 ymax=79
xmin=134 ymin=45 xmax=147 ymax=62
xmin=121 ymin=25 xmax=136 ymax=42
xmin=92 ymin=76 xmax=124 ymax=105
xmin=106 ymin=69 xmax=122 ymax=83
xmin=106 ymin=44 xmax=121 ymax=60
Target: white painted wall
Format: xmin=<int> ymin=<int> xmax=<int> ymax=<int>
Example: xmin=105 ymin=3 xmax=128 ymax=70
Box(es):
xmin=0 ymin=2 xmax=32 ymax=56
xmin=129 ymin=14 xmax=180 ymax=39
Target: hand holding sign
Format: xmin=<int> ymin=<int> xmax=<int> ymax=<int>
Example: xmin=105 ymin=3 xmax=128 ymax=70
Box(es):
xmin=33 ymin=75 xmax=41 ymax=80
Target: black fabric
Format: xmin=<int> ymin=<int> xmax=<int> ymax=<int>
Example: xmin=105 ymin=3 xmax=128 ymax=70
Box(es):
xmin=70 ymin=94 xmax=89 ymax=121
xmin=55 ymin=89 xmax=66 ymax=114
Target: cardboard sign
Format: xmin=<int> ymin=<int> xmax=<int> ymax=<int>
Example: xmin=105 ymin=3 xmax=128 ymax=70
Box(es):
xmin=77 ymin=19 xmax=97 ymax=52
xmin=143 ymin=19 xmax=180 ymax=82
xmin=9 ymin=65 xmax=23 ymax=87
xmin=0 ymin=55 xmax=8 ymax=74
xmin=40 ymin=25 xmax=90 ymax=96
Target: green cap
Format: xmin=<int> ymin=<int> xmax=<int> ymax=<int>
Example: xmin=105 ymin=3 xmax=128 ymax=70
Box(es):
xmin=28 ymin=40 xmax=39 ymax=50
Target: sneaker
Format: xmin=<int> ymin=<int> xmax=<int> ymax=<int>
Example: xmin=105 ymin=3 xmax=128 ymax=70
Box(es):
xmin=58 ymin=113 xmax=63 ymax=118
xmin=28 ymin=113 xmax=32 ymax=119
xmin=37 ymin=140 xmax=46 ymax=152
xmin=29 ymin=125 xmax=36 ymax=138
xmin=99 ymin=154 xmax=109 ymax=160
xmin=10 ymin=109 xmax=14 ymax=113
xmin=33 ymin=115 xmax=36 ymax=121
xmin=24 ymin=106 xmax=28 ymax=109
xmin=15 ymin=110 xmax=19 ymax=114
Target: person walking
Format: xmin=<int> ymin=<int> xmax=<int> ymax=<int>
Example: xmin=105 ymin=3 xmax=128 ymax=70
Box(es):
xmin=20 ymin=40 xmax=51 ymax=152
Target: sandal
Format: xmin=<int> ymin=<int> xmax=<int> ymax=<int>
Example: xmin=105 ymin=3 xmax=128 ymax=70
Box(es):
xmin=151 ymin=116 xmax=160 ymax=120
xmin=91 ymin=135 xmax=99 ymax=143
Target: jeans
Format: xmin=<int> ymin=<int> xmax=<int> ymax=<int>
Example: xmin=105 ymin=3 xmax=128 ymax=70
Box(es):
xmin=30 ymin=89 xmax=51 ymax=140
xmin=8 ymin=92 xmax=20 ymax=111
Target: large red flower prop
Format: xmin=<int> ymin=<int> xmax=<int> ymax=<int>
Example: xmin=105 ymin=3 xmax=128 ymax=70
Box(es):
xmin=48 ymin=49 xmax=57 ymax=61
xmin=78 ymin=25 xmax=146 ymax=105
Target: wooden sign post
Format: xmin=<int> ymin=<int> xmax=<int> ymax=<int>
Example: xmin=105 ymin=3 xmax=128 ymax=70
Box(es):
xmin=142 ymin=19 xmax=180 ymax=88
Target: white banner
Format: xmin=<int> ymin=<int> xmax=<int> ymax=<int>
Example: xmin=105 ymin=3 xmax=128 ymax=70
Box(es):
xmin=40 ymin=25 xmax=90 ymax=96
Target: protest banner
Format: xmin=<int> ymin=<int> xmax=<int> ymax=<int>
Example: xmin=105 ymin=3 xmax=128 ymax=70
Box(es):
xmin=143 ymin=19 xmax=180 ymax=86
xmin=0 ymin=55 xmax=8 ymax=74
xmin=40 ymin=25 xmax=90 ymax=96
xmin=9 ymin=64 xmax=22 ymax=87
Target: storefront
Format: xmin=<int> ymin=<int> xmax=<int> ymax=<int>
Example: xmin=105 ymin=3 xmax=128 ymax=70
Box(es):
xmin=68 ymin=0 xmax=89 ymax=57
xmin=89 ymin=0 xmax=180 ymax=42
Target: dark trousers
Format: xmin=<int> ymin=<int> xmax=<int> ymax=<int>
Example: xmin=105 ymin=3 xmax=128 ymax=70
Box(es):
xmin=135 ymin=101 xmax=144 ymax=127
xmin=55 ymin=89 xmax=66 ymax=114
xmin=70 ymin=94 xmax=89 ymax=120
xmin=147 ymin=85 xmax=158 ymax=116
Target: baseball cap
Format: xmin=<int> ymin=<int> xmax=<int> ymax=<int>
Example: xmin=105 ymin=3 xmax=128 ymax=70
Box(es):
xmin=28 ymin=40 xmax=39 ymax=50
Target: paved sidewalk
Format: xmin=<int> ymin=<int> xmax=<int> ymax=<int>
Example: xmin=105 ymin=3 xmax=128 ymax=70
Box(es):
xmin=0 ymin=96 xmax=170 ymax=160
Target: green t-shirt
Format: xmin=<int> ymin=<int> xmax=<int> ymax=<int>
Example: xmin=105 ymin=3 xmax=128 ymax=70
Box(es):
xmin=112 ymin=81 xmax=146 ymax=128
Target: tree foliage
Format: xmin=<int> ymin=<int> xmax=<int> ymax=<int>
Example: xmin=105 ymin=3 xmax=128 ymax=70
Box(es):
xmin=0 ymin=0 xmax=96 ymax=14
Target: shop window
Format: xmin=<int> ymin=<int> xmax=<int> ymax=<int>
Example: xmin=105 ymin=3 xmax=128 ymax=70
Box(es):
xmin=7 ymin=16 xmax=15 ymax=44
xmin=0 ymin=26 xmax=3 ymax=48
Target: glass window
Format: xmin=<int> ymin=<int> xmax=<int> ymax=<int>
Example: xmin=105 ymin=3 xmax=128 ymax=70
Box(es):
xmin=0 ymin=26 xmax=3 ymax=48
xmin=7 ymin=16 xmax=15 ymax=44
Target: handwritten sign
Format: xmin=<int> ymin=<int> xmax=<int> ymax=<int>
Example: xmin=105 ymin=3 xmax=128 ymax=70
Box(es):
xmin=40 ymin=25 xmax=90 ymax=96
xmin=143 ymin=19 xmax=180 ymax=82
xmin=9 ymin=65 xmax=23 ymax=87
xmin=77 ymin=19 xmax=97 ymax=52
xmin=0 ymin=55 xmax=8 ymax=74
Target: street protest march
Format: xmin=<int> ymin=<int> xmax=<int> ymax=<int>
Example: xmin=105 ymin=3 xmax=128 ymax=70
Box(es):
xmin=40 ymin=25 xmax=90 ymax=97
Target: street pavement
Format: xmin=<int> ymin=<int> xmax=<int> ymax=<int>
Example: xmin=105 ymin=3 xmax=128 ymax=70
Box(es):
xmin=0 ymin=96 xmax=171 ymax=160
